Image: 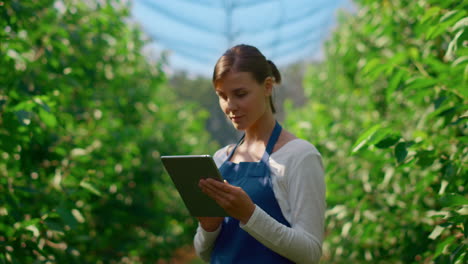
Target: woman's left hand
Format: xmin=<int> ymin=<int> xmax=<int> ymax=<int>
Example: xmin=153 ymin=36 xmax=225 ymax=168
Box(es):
xmin=199 ymin=178 xmax=255 ymax=224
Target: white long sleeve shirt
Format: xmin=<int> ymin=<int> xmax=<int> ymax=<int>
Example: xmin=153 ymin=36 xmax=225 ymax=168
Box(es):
xmin=194 ymin=139 xmax=326 ymax=263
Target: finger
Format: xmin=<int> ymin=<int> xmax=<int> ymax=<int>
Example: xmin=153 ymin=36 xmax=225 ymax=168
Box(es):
xmin=199 ymin=178 xmax=222 ymax=189
xmin=200 ymin=180 xmax=228 ymax=200
xmin=202 ymin=181 xmax=230 ymax=200
xmin=200 ymin=184 xmax=240 ymax=213
xmin=199 ymin=179 xmax=219 ymax=193
xmin=200 ymin=179 xmax=228 ymax=195
xmin=205 ymin=178 xmax=235 ymax=193
xmin=204 ymin=178 xmax=224 ymax=186
xmin=200 ymin=179 xmax=242 ymax=209
xmin=204 ymin=187 xmax=237 ymax=211
xmin=202 ymin=181 xmax=236 ymax=201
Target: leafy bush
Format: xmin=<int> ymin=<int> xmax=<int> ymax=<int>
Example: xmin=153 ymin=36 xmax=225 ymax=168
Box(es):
xmin=0 ymin=0 xmax=217 ymax=262
xmin=285 ymin=0 xmax=467 ymax=263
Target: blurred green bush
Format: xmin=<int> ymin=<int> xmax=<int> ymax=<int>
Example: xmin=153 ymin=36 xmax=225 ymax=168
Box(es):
xmin=285 ymin=0 xmax=467 ymax=263
xmin=0 ymin=0 xmax=217 ymax=262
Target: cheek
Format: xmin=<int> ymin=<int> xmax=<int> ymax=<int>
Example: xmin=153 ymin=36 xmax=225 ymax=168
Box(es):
xmin=248 ymin=93 xmax=265 ymax=108
xmin=219 ymin=99 xmax=227 ymax=111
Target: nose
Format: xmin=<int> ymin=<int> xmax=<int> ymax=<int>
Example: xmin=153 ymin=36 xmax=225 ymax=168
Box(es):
xmin=225 ymin=97 xmax=237 ymax=113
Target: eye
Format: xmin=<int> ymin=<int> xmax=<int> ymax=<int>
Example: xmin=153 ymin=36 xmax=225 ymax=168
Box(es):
xmin=236 ymin=91 xmax=247 ymax=98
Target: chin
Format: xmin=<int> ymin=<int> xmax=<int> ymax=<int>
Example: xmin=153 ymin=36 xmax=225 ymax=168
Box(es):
xmin=231 ymin=121 xmax=247 ymax=131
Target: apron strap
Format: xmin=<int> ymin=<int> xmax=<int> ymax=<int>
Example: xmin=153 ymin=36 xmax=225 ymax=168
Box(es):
xmin=226 ymin=133 xmax=245 ymax=161
xmin=261 ymin=121 xmax=282 ymax=163
xmin=265 ymin=121 xmax=282 ymax=155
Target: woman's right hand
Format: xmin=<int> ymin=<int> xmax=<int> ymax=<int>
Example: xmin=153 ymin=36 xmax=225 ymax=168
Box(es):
xmin=196 ymin=217 xmax=223 ymax=232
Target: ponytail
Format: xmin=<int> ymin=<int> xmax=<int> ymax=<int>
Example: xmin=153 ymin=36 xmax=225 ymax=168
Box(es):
xmin=267 ymin=60 xmax=281 ymax=84
xmin=267 ymin=60 xmax=281 ymax=114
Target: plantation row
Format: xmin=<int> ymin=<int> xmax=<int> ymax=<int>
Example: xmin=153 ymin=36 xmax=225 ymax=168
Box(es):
xmin=1 ymin=0 xmax=216 ymax=262
xmin=285 ymin=0 xmax=467 ymax=263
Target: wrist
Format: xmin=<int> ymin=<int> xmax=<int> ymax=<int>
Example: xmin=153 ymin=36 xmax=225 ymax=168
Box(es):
xmin=201 ymin=223 xmax=220 ymax=232
xmin=240 ymin=204 xmax=256 ymax=225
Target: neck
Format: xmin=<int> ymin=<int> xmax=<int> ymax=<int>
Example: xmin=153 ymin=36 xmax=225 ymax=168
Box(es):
xmin=243 ymin=111 xmax=276 ymax=146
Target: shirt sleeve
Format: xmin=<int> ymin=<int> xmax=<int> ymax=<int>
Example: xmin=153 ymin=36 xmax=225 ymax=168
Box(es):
xmin=193 ymin=223 xmax=222 ymax=262
xmin=240 ymin=150 xmax=326 ymax=264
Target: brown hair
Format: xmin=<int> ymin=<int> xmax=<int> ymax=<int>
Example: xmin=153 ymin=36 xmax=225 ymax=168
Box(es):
xmin=212 ymin=44 xmax=282 ymax=114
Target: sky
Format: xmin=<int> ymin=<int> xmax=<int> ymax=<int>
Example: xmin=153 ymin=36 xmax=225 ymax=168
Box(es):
xmin=130 ymin=0 xmax=354 ymax=77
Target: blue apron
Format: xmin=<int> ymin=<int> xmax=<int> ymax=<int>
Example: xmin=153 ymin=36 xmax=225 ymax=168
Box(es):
xmin=211 ymin=121 xmax=294 ymax=264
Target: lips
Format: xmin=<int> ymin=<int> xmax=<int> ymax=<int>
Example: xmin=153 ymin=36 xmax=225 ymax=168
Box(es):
xmin=230 ymin=116 xmax=243 ymax=121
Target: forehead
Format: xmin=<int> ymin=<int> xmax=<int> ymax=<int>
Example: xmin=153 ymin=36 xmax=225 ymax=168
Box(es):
xmin=215 ymin=71 xmax=258 ymax=91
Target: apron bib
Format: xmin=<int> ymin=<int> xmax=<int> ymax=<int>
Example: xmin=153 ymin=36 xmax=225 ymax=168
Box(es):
xmin=211 ymin=121 xmax=294 ymax=264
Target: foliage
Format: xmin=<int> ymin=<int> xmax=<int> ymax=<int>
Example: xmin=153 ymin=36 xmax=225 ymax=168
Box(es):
xmin=0 ymin=0 xmax=217 ymax=262
xmin=285 ymin=0 xmax=467 ymax=263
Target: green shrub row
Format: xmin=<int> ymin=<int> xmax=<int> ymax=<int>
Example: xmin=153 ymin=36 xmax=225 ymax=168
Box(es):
xmin=285 ymin=0 xmax=467 ymax=263
xmin=0 ymin=0 xmax=216 ymax=262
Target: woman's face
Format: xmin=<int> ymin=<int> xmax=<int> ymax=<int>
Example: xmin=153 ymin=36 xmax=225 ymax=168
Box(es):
xmin=215 ymin=71 xmax=271 ymax=130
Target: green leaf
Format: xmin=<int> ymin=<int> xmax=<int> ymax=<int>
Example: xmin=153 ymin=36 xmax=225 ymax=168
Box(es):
xmin=440 ymin=10 xmax=459 ymax=23
xmin=55 ymin=147 xmax=67 ymax=156
xmin=426 ymin=104 xmax=455 ymax=121
xmin=38 ymin=108 xmax=57 ymax=128
xmin=451 ymin=244 xmax=466 ymax=264
xmin=362 ymin=58 xmax=389 ymax=81
xmin=404 ymin=77 xmax=438 ymax=91
xmin=368 ymin=129 xmax=396 ymax=146
xmin=0 ymin=98 xmax=6 ymax=111
xmin=427 ymin=10 xmax=467 ymax=39
xmin=19 ymin=218 xmax=41 ymax=228
xmin=425 ymin=57 xmax=449 ymax=73
xmin=80 ymin=181 xmax=102 ymax=196
xmin=394 ymin=142 xmax=408 ymax=164
xmin=421 ymin=6 xmax=441 ymax=23
xmin=465 ymin=218 xmax=468 ymax=239
xmin=434 ymin=95 xmax=447 ymax=109
xmin=386 ymin=70 xmax=404 ymax=99
xmin=440 ymin=193 xmax=468 ymax=207
xmin=11 ymin=100 xmax=35 ymax=111
xmin=362 ymin=58 xmax=381 ymax=73
xmin=443 ymin=162 xmax=456 ymax=180
xmin=351 ymin=124 xmax=381 ymax=153
xmin=44 ymin=220 xmax=64 ymax=232
xmin=434 ymin=236 xmax=456 ymax=258
xmin=375 ymin=133 xmax=401 ymax=149
xmin=56 ymin=207 xmax=78 ymax=229
xmin=33 ymin=96 xmax=52 ymax=112
xmin=416 ymin=150 xmax=435 ymax=167
xmin=421 ymin=7 xmax=441 ymax=23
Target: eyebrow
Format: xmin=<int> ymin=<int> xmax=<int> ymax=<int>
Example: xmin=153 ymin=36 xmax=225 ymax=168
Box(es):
xmin=233 ymin=88 xmax=247 ymax=93
xmin=216 ymin=87 xmax=246 ymax=94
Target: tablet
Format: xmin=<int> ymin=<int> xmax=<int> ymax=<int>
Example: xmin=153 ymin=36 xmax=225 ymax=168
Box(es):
xmin=160 ymin=155 xmax=228 ymax=217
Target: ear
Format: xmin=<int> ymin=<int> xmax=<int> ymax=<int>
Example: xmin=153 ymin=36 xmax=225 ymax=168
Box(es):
xmin=263 ymin=76 xmax=274 ymax=96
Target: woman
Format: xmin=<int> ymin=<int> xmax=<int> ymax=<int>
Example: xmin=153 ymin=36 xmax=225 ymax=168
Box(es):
xmin=194 ymin=44 xmax=325 ymax=264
